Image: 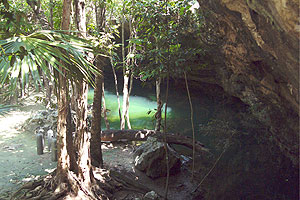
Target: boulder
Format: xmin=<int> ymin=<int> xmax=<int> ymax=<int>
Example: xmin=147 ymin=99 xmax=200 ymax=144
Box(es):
xmin=134 ymin=137 xmax=181 ymax=178
xmin=143 ymin=191 xmax=159 ymax=200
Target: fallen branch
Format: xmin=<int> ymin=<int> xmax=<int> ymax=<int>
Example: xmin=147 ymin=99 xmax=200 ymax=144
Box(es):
xmin=101 ymin=129 xmax=209 ymax=153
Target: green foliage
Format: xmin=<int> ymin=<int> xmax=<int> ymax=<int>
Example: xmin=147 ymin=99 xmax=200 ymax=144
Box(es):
xmin=0 ymin=0 xmax=35 ymax=38
xmin=41 ymin=0 xmax=63 ymax=30
xmin=0 ymin=30 xmax=98 ymax=93
xmin=128 ymin=0 xmax=204 ymax=81
xmin=0 ymin=104 xmax=16 ymax=116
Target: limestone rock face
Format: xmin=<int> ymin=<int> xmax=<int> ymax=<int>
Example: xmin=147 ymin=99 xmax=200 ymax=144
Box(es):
xmin=195 ymin=0 xmax=299 ymax=165
xmin=134 ymin=137 xmax=181 ymax=178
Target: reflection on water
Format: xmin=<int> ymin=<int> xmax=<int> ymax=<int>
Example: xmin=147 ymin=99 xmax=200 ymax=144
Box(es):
xmin=88 ymin=89 xmax=172 ymax=130
xmin=88 ymin=79 xmax=231 ymax=142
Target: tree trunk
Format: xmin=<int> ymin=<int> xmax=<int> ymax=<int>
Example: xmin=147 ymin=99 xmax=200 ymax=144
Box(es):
xmin=61 ymin=0 xmax=71 ymax=31
xmin=184 ymin=71 xmax=196 ymax=180
xmin=102 ymin=82 xmax=110 ymax=130
xmin=74 ymin=0 xmax=93 ymax=188
xmin=57 ymin=70 xmax=73 ymax=184
xmin=111 ymin=57 xmax=122 ymax=125
xmin=155 ymin=77 xmax=162 ymax=131
xmin=75 ymin=81 xmax=92 ymax=185
xmin=100 ymin=129 xmax=209 ymax=153
xmin=121 ymin=70 xmax=131 ymax=129
xmin=121 ymin=6 xmax=132 ymax=130
xmin=56 ymin=0 xmax=73 ymax=185
xmin=91 ymin=71 xmax=104 ymax=168
xmin=120 ymin=13 xmax=126 ymax=130
xmin=26 ymin=0 xmax=50 ymax=29
xmin=42 ymin=69 xmax=52 ymax=107
xmin=49 ymin=0 xmax=54 ymax=29
xmin=90 ymin=0 xmax=106 ymax=168
xmin=66 ymin=97 xmax=77 ymax=173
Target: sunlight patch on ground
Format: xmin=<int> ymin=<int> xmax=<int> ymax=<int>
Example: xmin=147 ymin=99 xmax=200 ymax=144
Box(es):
xmin=0 ymin=93 xmax=55 ymax=198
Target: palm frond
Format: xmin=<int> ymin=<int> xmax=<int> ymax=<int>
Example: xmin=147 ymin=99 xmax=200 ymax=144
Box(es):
xmin=0 ymin=30 xmax=99 ymax=93
xmin=0 ymin=104 xmax=16 ymax=116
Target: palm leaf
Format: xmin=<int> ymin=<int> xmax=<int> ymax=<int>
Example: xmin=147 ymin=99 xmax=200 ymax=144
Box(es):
xmin=0 ymin=104 xmax=16 ymax=116
xmin=0 ymin=30 xmax=99 ymax=93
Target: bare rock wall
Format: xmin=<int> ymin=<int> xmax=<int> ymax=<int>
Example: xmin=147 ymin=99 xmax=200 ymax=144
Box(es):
xmin=196 ymin=0 xmax=299 ymax=164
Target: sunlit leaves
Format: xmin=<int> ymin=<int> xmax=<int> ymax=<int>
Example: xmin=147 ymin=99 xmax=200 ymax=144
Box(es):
xmin=0 ymin=30 xmax=99 ymax=93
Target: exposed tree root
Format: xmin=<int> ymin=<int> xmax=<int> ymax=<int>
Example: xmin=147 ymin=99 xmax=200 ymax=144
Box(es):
xmin=10 ymin=166 xmax=154 ymax=200
xmin=10 ymin=171 xmax=61 ymax=200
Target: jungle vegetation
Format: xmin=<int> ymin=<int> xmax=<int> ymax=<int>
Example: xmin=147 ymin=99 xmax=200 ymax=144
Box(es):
xmin=0 ymin=0 xmax=204 ymax=199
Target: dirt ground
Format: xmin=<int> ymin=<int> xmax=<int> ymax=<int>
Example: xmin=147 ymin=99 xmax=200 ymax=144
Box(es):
xmin=0 ymin=93 xmax=198 ymax=200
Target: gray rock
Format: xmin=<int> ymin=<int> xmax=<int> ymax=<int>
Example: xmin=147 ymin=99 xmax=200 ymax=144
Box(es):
xmin=134 ymin=137 xmax=181 ymax=178
xmin=143 ymin=191 xmax=158 ymax=200
xmin=29 ymin=112 xmax=44 ymax=124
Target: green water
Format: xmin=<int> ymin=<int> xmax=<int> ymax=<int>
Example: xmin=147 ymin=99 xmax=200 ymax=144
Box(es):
xmin=87 ymin=78 xmax=222 ymax=151
xmin=88 ymin=89 xmax=172 ymax=130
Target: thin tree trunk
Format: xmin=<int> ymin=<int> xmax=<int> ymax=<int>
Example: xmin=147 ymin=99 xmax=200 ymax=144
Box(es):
xmin=155 ymin=77 xmax=162 ymax=131
xmin=154 ymin=36 xmax=162 ymax=131
xmin=111 ymin=58 xmax=122 ymax=124
xmin=184 ymin=71 xmax=195 ymax=180
xmin=91 ymin=71 xmax=104 ymax=168
xmin=102 ymin=82 xmax=110 ymax=130
xmin=122 ymin=71 xmax=131 ymax=129
xmin=129 ymin=73 xmax=134 ymax=95
xmin=10 ymin=86 xmax=18 ymax=104
xmin=19 ymin=79 xmax=23 ymax=98
xmin=126 ymin=74 xmax=133 ymax=128
xmin=66 ymin=81 xmax=77 ymax=173
xmin=42 ymin=70 xmax=51 ymax=106
xmin=90 ymin=0 xmax=106 ymax=168
xmin=163 ymin=0 xmax=170 ymax=198
xmin=120 ymin=10 xmax=126 ymax=130
xmin=163 ymin=73 xmax=170 ymax=200
xmin=49 ymin=0 xmax=54 ymax=29
xmin=121 ymin=3 xmax=133 ymax=130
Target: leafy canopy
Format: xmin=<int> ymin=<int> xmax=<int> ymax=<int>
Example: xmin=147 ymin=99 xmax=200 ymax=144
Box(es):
xmin=126 ymin=0 xmax=203 ymax=81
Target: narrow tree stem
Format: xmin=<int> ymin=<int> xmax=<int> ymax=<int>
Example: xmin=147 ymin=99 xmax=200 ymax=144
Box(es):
xmin=163 ymin=1 xmax=170 ymax=198
xmin=163 ymin=73 xmax=170 ymax=200
xmin=184 ymin=71 xmax=195 ymax=180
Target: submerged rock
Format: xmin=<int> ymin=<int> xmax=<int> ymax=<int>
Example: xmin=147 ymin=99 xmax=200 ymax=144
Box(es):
xmin=134 ymin=137 xmax=181 ymax=179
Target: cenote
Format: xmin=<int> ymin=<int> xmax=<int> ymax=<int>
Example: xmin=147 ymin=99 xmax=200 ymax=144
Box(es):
xmin=87 ymin=77 xmax=216 ymax=140
xmin=88 ymin=75 xmax=299 ymax=200
xmin=1 ymin=0 xmax=298 ymax=198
